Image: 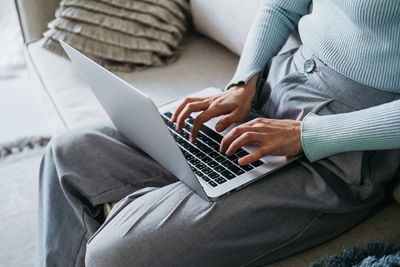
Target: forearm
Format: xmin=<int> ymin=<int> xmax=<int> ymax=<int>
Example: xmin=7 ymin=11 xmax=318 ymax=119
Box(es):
xmin=227 ymin=0 xmax=311 ymax=89
xmin=302 ymin=99 xmax=400 ymax=162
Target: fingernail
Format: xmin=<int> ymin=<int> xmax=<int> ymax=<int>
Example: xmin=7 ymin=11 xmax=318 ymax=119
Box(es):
xmin=216 ymin=123 xmax=223 ymax=132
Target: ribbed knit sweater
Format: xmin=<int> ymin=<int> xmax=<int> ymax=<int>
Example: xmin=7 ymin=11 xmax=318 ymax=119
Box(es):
xmin=229 ymin=0 xmax=400 ymax=162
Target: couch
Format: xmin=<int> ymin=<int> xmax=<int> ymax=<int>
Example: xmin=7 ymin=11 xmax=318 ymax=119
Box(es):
xmin=14 ymin=0 xmax=400 ymax=265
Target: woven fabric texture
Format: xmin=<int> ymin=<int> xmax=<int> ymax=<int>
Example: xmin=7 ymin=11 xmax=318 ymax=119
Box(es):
xmin=42 ymin=0 xmax=189 ymax=71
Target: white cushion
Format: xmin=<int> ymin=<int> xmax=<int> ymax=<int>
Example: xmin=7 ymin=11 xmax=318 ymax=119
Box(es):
xmin=26 ymin=34 xmax=239 ymax=134
xmin=191 ymin=0 xmax=262 ymax=56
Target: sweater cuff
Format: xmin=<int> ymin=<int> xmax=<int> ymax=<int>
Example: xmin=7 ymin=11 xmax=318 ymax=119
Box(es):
xmin=301 ymin=112 xmax=334 ymax=162
xmin=301 ymin=100 xmax=400 ymax=162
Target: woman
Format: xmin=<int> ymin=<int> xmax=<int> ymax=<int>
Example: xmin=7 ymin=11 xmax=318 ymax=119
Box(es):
xmin=37 ymin=0 xmax=400 ymax=266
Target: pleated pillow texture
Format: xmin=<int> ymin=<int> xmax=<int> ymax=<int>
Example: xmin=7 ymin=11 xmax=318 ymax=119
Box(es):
xmin=42 ymin=0 xmax=190 ymax=71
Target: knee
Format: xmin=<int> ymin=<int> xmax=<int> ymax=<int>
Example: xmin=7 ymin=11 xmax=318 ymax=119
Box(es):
xmin=46 ymin=123 xmax=115 ymax=160
xmin=85 ymin=231 xmax=127 ymax=267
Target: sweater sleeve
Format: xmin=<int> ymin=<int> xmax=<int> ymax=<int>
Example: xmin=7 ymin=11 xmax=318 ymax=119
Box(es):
xmin=301 ymin=99 xmax=400 ymax=162
xmin=226 ymin=0 xmax=311 ymax=90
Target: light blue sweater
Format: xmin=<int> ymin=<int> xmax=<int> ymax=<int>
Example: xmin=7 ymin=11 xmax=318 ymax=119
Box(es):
xmin=229 ymin=0 xmax=400 ymax=162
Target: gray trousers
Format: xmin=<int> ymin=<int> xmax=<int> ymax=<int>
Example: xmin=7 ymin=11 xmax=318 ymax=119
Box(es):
xmin=37 ymin=46 xmax=400 ymax=267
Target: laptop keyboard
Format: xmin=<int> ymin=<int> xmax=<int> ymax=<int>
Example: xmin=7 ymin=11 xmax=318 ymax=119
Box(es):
xmin=162 ymin=112 xmax=264 ymax=188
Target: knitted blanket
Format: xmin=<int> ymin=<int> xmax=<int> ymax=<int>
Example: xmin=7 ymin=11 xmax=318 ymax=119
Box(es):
xmin=310 ymin=241 xmax=400 ymax=267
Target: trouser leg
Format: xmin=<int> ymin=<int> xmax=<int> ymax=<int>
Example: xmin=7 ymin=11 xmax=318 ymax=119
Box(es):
xmin=36 ymin=123 xmax=178 ymax=267
xmin=85 ymin=157 xmax=381 ymax=267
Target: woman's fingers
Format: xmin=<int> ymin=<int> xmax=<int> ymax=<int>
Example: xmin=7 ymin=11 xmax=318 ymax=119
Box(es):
xmin=220 ymin=125 xmax=264 ymax=153
xmin=238 ymin=147 xmax=275 ymax=165
xmin=215 ymin=109 xmax=245 ymax=132
xmin=190 ymin=105 xmax=229 ymax=142
xmin=175 ymin=100 xmax=209 ymax=131
xmin=172 ymin=97 xmax=207 ymax=123
xmin=225 ymin=132 xmax=263 ymax=156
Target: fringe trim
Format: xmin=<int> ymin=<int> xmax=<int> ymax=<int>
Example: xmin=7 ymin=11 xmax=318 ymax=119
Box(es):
xmin=48 ymin=18 xmax=173 ymax=55
xmin=43 ymin=29 xmax=165 ymax=65
xmin=42 ymin=36 xmax=181 ymax=72
xmin=0 ymin=136 xmax=50 ymax=158
xmin=67 ymin=0 xmax=187 ymax=31
xmin=58 ymin=6 xmax=183 ymax=39
xmin=133 ymin=0 xmax=188 ymax=20
xmin=55 ymin=7 xmax=181 ymax=46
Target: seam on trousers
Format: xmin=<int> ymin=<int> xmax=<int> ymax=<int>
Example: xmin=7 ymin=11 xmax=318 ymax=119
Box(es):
xmin=242 ymin=213 xmax=323 ymax=267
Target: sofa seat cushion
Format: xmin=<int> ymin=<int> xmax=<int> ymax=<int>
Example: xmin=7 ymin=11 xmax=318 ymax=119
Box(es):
xmin=26 ymin=33 xmax=238 ymax=134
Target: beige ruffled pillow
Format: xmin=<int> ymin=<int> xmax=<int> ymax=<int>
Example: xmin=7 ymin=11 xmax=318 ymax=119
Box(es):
xmin=42 ymin=0 xmax=190 ymax=71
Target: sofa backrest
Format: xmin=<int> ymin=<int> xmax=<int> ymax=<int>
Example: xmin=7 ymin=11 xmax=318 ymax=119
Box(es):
xmin=191 ymin=0 xmax=262 ymax=56
xmin=14 ymin=0 xmax=61 ymax=44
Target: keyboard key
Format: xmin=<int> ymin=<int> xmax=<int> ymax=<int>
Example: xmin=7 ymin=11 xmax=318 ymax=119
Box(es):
xmin=189 ymin=158 xmax=200 ymax=165
xmin=202 ymin=156 xmax=213 ymax=164
xmin=196 ymin=162 xmax=206 ymax=170
xmin=188 ymin=116 xmax=195 ymax=124
xmin=185 ymin=154 xmax=194 ymax=161
xmin=202 ymin=167 xmax=213 ymax=175
xmin=181 ymin=131 xmax=190 ymax=140
xmin=221 ymin=160 xmax=233 ymax=168
xmin=200 ymin=125 xmax=223 ymax=142
xmin=228 ymin=165 xmax=245 ymax=175
xmin=202 ymin=146 xmax=213 ymax=154
xmin=241 ymin=164 xmax=254 ymax=171
xmin=197 ymin=142 xmax=209 ymax=151
xmin=182 ymin=142 xmax=191 ymax=150
xmin=208 ymin=171 xmax=220 ymax=179
xmin=208 ymin=181 xmax=218 ymax=187
xmin=227 ymin=154 xmax=238 ymax=161
xmin=163 ymin=112 xmax=173 ymax=118
xmin=209 ymin=151 xmax=219 ymax=158
xmin=184 ymin=123 xmax=191 ymax=131
xmin=208 ymin=160 xmax=219 ymax=168
xmin=196 ymin=152 xmax=207 ymax=159
xmin=251 ymin=160 xmax=264 ymax=167
xmin=198 ymin=134 xmax=208 ymax=142
xmin=214 ymin=156 xmax=225 ymax=163
xmin=201 ymin=136 xmax=213 ymax=144
xmin=194 ymin=170 xmax=204 ymax=177
xmin=215 ymin=177 xmax=227 ymax=184
xmin=208 ymin=142 xmax=220 ymax=150
xmin=221 ymin=170 xmax=236 ymax=180
xmin=214 ymin=165 xmax=226 ymax=173
xmin=187 ymin=146 xmax=201 ymax=154
xmin=197 ymin=132 xmax=206 ymax=139
xmin=236 ymin=150 xmax=249 ymax=157
xmin=201 ymin=176 xmax=211 ymax=182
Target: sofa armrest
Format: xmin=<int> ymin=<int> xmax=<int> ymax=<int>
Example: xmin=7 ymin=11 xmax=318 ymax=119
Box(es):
xmin=14 ymin=0 xmax=60 ymax=44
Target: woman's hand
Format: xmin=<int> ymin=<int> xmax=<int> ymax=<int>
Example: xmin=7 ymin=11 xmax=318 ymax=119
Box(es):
xmin=172 ymin=74 xmax=260 ymax=143
xmin=220 ymin=118 xmax=303 ymax=165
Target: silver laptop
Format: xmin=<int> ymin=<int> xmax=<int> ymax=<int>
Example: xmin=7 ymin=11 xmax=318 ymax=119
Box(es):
xmin=60 ymin=41 xmax=298 ymax=202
